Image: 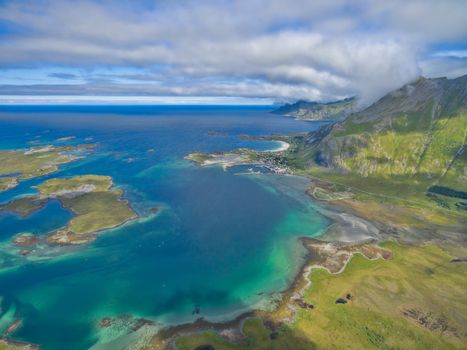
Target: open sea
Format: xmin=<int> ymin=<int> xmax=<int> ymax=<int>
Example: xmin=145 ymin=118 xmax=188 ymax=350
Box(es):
xmin=0 ymin=105 xmax=329 ymax=349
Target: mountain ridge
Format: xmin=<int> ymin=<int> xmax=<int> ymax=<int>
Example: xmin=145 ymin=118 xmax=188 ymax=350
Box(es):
xmin=287 ymin=75 xmax=467 ymax=196
xmin=272 ymin=96 xmax=357 ymax=121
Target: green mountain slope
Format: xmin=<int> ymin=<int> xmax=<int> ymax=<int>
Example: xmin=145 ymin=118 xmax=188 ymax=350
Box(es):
xmin=298 ymin=76 xmax=466 ymax=188
xmin=284 ymin=75 xmax=466 ymax=218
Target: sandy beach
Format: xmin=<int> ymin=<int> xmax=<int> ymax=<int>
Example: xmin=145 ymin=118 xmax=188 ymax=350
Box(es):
xmin=268 ymin=141 xmax=290 ymax=152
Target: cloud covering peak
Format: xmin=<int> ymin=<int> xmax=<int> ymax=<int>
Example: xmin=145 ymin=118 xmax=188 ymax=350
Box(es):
xmin=0 ymin=0 xmax=466 ymax=104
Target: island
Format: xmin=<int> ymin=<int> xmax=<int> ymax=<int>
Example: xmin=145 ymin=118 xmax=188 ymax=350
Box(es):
xmin=0 ymin=144 xmax=94 ymax=192
xmin=3 ymin=175 xmax=137 ymax=247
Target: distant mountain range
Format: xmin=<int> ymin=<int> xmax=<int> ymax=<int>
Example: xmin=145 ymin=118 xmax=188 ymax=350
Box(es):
xmin=289 ymin=75 xmax=467 ymax=194
xmin=272 ymin=96 xmax=357 ymax=121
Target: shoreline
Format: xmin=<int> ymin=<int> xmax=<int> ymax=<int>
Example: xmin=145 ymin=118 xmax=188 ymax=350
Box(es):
xmin=4 ymin=143 xmax=465 ymax=349
xmin=147 ymin=150 xmax=399 ymax=348
xmin=146 ymin=239 xmax=392 ymax=349
xmin=266 ymin=140 xmax=290 ymax=153
xmin=144 ymin=169 xmax=466 ymax=349
xmin=143 ymin=187 xmax=399 ymax=349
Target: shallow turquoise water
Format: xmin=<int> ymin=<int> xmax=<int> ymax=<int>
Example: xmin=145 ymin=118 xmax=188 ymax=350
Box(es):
xmin=0 ymin=105 xmax=329 ymax=349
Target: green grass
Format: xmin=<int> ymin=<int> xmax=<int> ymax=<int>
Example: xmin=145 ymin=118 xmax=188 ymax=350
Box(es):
xmin=60 ymin=190 xmax=135 ymax=235
xmin=0 ymin=342 xmax=28 ymax=350
xmin=0 ymin=196 xmax=47 ymax=217
xmin=0 ymin=146 xmax=78 ymax=192
xmin=419 ymin=115 xmax=466 ymax=176
xmin=302 ymin=169 xmax=465 ymax=227
xmin=343 ymin=129 xmax=429 ymax=175
xmin=39 ymin=175 xmax=136 ymax=242
xmin=327 ymin=113 xmax=466 ymax=182
xmin=2 ymin=175 xmax=136 ymax=244
xmin=37 ymin=174 xmax=112 ymax=195
xmin=176 ymin=242 xmax=467 ymax=350
xmin=331 ymin=120 xmax=375 ymax=137
xmin=177 ymin=318 xmax=316 ymax=350
xmin=297 ymin=242 xmax=467 ymax=349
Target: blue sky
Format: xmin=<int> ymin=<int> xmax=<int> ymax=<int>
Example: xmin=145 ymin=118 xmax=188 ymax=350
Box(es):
xmin=0 ymin=0 xmax=466 ymax=104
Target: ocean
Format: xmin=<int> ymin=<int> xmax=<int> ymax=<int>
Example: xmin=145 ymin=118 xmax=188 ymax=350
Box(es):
xmin=0 ymin=105 xmax=329 ymax=349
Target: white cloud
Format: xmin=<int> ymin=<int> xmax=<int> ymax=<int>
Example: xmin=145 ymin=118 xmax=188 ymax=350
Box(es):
xmin=433 ymin=50 xmax=467 ymax=58
xmin=0 ymin=0 xmax=466 ymax=103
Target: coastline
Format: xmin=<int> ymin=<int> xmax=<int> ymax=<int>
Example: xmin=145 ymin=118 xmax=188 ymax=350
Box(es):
xmin=2 ymin=131 xmax=465 ymax=349
xmin=145 ymin=242 xmax=392 ymax=349
xmin=162 ymin=144 xmax=399 ymax=348
xmin=143 ymin=184 xmax=398 ymax=349
xmin=167 ymin=132 xmax=467 ymax=349
xmin=144 ymin=168 xmax=466 ymax=349
xmin=0 ymin=196 xmax=404 ymax=350
xmin=266 ymin=141 xmax=290 ymax=153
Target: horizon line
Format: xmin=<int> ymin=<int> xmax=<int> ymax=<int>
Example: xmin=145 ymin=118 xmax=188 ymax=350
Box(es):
xmin=0 ymin=95 xmax=277 ymax=106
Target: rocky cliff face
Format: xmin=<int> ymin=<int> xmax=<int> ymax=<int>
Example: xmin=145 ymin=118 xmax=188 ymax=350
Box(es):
xmin=304 ymin=75 xmax=466 ymax=189
xmin=272 ymin=97 xmax=357 ymax=121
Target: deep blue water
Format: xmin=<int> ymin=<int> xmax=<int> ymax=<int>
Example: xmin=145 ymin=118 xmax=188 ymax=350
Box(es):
xmin=0 ymin=105 xmax=329 ymax=350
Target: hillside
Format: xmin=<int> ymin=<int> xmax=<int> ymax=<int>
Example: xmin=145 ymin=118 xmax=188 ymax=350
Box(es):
xmin=272 ymin=97 xmax=357 ymax=121
xmin=317 ymin=76 xmax=465 ymax=179
xmin=285 ymin=75 xmax=467 ymax=218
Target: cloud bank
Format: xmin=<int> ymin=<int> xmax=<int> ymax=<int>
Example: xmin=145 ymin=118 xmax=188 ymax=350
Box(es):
xmin=0 ymin=0 xmax=466 ymax=104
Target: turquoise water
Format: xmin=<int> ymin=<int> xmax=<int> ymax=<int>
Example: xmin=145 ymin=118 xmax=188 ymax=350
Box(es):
xmin=0 ymin=105 xmax=329 ymax=349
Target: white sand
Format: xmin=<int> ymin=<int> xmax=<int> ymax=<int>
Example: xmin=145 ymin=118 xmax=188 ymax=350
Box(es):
xmin=267 ymin=140 xmax=290 ymax=152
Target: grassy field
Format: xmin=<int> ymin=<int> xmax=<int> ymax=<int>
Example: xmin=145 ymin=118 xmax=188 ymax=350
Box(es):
xmin=0 ymin=340 xmax=36 ymax=350
xmin=302 ymin=169 xmax=466 ymax=227
xmin=340 ymin=114 xmax=466 ymax=178
xmin=59 ymin=190 xmax=136 ymax=235
xmin=0 ymin=146 xmax=80 ymax=192
xmin=176 ymin=242 xmax=467 ymax=350
xmin=0 ymin=196 xmax=48 ymax=217
xmin=38 ymin=175 xmax=137 ymax=244
xmin=0 ymin=341 xmax=28 ymax=350
xmin=3 ymin=175 xmax=137 ymax=245
xmin=37 ymin=174 xmax=112 ymax=195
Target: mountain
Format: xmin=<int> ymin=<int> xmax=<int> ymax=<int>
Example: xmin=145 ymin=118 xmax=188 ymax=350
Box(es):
xmin=272 ymin=97 xmax=357 ymax=121
xmin=290 ymin=75 xmax=467 ymax=193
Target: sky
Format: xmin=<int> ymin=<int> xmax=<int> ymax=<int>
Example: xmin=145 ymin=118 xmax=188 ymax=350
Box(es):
xmin=0 ymin=0 xmax=466 ymax=105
